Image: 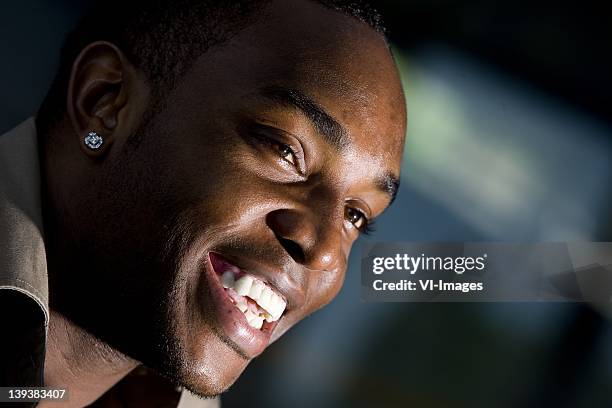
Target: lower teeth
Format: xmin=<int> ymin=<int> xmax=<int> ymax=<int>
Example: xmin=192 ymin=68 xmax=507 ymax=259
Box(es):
xmin=226 ymin=288 xmax=267 ymax=329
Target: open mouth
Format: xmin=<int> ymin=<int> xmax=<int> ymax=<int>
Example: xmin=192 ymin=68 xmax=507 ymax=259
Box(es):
xmin=219 ymin=265 xmax=287 ymax=330
xmin=203 ymin=251 xmax=288 ymax=356
xmin=210 ymin=254 xmax=287 ymax=330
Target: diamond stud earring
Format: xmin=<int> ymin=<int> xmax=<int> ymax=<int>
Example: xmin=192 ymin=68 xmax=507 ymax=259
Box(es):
xmin=84 ymin=131 xmax=104 ymax=150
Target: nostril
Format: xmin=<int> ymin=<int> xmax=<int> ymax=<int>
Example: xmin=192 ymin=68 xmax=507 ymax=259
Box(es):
xmin=277 ymin=236 xmax=306 ymax=264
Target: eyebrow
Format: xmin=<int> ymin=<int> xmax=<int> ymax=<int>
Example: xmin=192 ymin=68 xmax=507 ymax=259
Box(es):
xmin=378 ymin=172 xmax=400 ymax=204
xmin=258 ymin=85 xmax=350 ymax=150
xmin=258 ymin=85 xmax=400 ymax=205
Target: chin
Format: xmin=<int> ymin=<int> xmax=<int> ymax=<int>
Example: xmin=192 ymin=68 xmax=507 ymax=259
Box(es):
xmin=151 ymin=312 xmax=253 ymax=397
xmin=180 ymin=363 xmax=247 ymax=399
xmin=142 ymin=237 xmax=293 ymax=395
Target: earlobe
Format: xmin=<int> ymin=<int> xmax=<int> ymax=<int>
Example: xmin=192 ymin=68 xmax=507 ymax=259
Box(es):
xmin=67 ymin=41 xmax=128 ymax=158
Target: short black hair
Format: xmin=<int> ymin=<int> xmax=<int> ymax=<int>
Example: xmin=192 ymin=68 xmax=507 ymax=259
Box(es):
xmin=37 ymin=0 xmax=385 ymax=135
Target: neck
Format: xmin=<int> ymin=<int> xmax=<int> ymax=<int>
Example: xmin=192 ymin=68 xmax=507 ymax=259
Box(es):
xmin=37 ymin=124 xmax=140 ymax=406
xmin=41 ymin=311 xmax=139 ymax=408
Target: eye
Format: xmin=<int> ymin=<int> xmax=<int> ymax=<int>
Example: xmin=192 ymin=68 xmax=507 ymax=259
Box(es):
xmin=345 ymin=207 xmax=373 ymax=234
xmin=245 ymin=126 xmax=303 ymax=172
xmin=277 ymin=143 xmax=297 ymax=166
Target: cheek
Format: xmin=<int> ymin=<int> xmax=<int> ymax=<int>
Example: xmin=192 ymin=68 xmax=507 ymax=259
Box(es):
xmin=176 ymin=154 xmax=285 ymax=229
xmin=306 ymin=267 xmax=348 ymax=313
xmin=149 ymin=141 xmax=253 ymax=221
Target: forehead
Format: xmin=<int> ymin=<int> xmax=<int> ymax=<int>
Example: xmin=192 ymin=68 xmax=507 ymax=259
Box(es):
xmin=177 ymin=0 xmax=406 ymax=175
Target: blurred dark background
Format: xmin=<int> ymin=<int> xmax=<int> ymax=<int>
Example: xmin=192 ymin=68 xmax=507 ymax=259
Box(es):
xmin=2 ymin=1 xmax=611 ymax=407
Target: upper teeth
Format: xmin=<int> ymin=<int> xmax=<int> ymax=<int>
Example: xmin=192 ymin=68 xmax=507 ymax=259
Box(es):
xmin=222 ymin=271 xmax=287 ymax=327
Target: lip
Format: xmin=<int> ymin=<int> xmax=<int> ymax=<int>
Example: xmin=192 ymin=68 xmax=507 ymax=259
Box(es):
xmin=201 ymin=252 xmax=281 ymax=358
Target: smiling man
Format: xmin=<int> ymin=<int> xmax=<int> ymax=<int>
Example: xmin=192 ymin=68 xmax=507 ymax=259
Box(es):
xmin=0 ymin=0 xmax=406 ymax=406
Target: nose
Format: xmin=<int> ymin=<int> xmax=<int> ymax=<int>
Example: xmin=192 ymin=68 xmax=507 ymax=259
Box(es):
xmin=266 ymin=208 xmax=342 ymax=271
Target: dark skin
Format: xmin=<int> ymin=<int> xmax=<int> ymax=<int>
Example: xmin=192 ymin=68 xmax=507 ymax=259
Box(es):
xmin=39 ymin=0 xmax=405 ymax=405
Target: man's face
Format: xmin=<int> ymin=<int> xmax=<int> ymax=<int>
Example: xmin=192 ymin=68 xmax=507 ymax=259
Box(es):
xmin=54 ymin=0 xmax=405 ymax=397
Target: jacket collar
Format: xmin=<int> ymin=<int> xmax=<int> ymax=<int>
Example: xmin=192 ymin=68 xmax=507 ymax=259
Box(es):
xmin=0 ymin=117 xmax=49 ymax=328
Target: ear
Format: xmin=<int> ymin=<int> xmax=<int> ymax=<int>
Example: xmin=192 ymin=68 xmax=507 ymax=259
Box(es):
xmin=67 ymin=41 xmax=130 ymax=158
